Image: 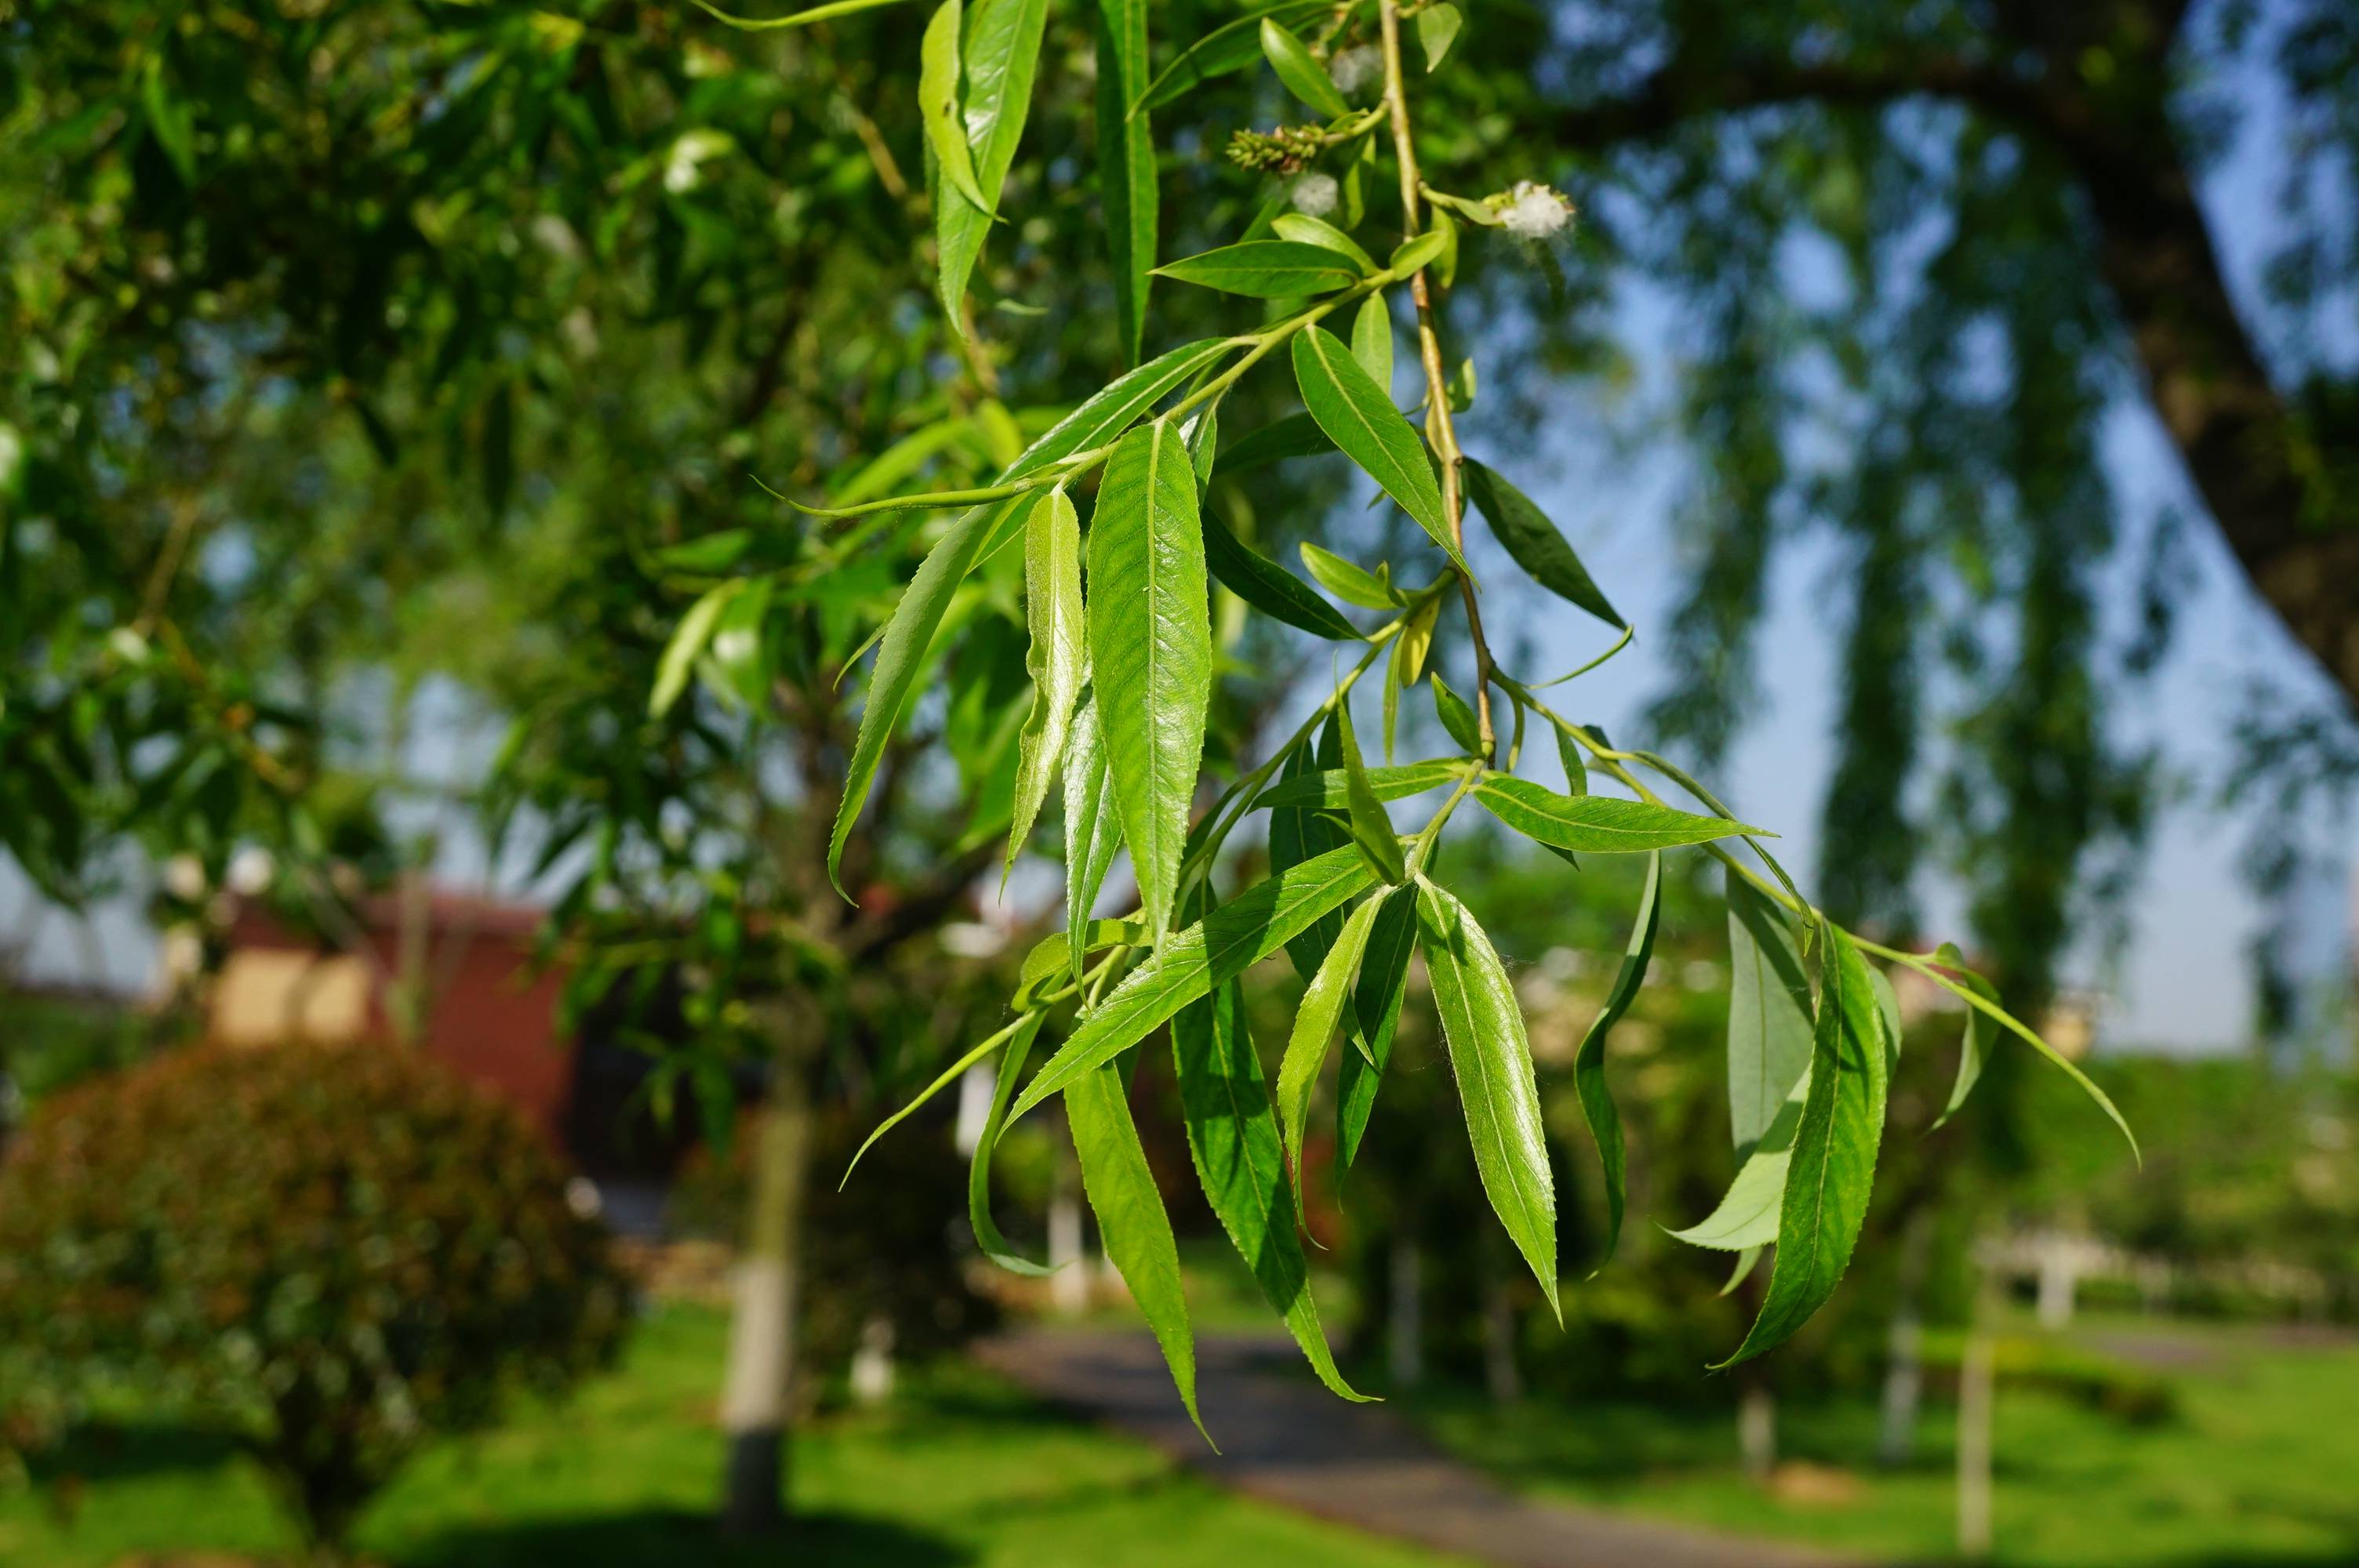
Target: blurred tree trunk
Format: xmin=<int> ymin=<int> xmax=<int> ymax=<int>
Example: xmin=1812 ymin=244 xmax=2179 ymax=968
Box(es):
xmin=1388 ymin=1235 xmax=1423 ymax=1389
xmin=1877 ymin=1209 xmax=1934 ymax=1467
xmin=1957 ymin=1252 xmax=2000 ymax=1560
xmin=718 ymin=999 xmax=818 ymax=1534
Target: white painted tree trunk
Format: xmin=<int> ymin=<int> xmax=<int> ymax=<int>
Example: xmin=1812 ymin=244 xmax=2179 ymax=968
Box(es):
xmin=1957 ymin=1262 xmax=1998 ymax=1560
xmin=1481 ymin=1274 xmax=1522 ymax=1403
xmin=718 ymin=1023 xmax=815 ymax=1534
xmin=1737 ymin=1381 xmax=1777 ymax=1483
xmin=1878 ymin=1210 xmax=1934 ymax=1467
xmin=1049 ymin=1122 xmax=1089 ymax=1315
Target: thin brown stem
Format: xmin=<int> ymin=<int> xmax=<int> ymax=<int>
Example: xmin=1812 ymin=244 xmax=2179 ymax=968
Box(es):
xmin=1378 ymin=0 xmax=1496 ymax=759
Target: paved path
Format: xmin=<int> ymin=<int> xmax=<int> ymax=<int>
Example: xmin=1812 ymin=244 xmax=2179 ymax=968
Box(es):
xmin=977 ymin=1328 xmax=1854 ymax=1568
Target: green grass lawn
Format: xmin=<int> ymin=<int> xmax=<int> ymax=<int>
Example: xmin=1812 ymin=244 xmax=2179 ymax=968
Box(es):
xmin=0 ymin=1300 xmax=1467 ymax=1568
xmin=1408 ymin=1313 xmax=2359 ymax=1567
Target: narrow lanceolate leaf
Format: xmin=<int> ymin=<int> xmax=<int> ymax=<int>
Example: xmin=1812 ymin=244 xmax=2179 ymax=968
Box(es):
xmin=1213 ymin=412 xmax=1334 ymax=477
xmin=1335 ymin=699 xmax=1405 ymax=884
xmin=1089 ymin=420 xmax=1210 ymax=941
xmin=1251 ymin=758 xmax=1465 ymax=811
xmin=1573 ymin=851 xmax=1661 ymax=1266
xmin=1016 ymin=338 xmax=1233 ymax=481
xmin=1272 ymin=212 xmax=1375 ymax=273
xmin=1727 ymin=869 xmax=1814 ymax=1159
xmin=1203 ymin=511 xmax=1360 ymax=641
xmin=1270 ymin=726 xmax=1347 ymax=984
xmin=1277 ymin=895 xmax=1383 ymax=1178
xmin=1350 ymin=292 xmax=1394 ymax=390
xmin=1298 ymin=543 xmax=1398 ymax=610
xmin=1716 ymin=929 xmax=1892 ymax=1367
xmin=651 ymin=583 xmax=736 ymax=718
xmin=1556 ymin=725 xmax=1590 ymax=795
xmin=1416 ymin=880 xmax=1558 ymax=1316
xmin=1669 ymin=1069 xmax=1808 ymax=1252
xmin=969 ymin=1013 xmax=1051 ymax=1273
xmin=1063 ymin=696 xmax=1125 ymax=978
xmin=921 ymin=0 xmax=994 ymax=214
xmin=1292 ymin=328 xmax=1467 ymax=578
xmin=1474 ymin=777 xmax=1762 ymax=854
xmin=829 ymin=497 xmax=1018 ymax=894
xmin=1336 ymin=884 xmax=1416 ymax=1164
xmin=830 ymin=340 xmax=1231 ymax=890
xmin=1132 ymin=0 xmax=1328 ymax=114
xmin=934 ymin=0 xmax=1049 ymax=336
xmin=1154 ymin=241 xmax=1363 ymax=298
xmin=1067 ymin=1063 xmax=1208 ymax=1441
xmin=1930 ymin=942 xmax=1991 ymax=1131
xmin=1005 ymin=489 xmax=1084 ymax=881
xmin=1259 ymin=18 xmax=1350 ymax=118
xmin=1463 ymin=459 xmax=1623 ymax=630
xmin=1172 ymin=977 xmax=1367 ymax=1399
xmin=1430 ymin=675 xmax=1482 ymax=757
xmin=1094 ymin=0 xmax=1155 ymax=365
xmin=1011 ymin=845 xmax=1377 ymax=1119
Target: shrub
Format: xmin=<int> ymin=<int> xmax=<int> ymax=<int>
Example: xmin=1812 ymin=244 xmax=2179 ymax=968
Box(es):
xmin=0 ymin=1040 xmax=629 ymax=1558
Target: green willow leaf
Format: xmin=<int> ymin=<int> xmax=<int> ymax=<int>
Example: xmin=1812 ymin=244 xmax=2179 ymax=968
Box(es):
xmin=1154 ymin=241 xmax=1363 ymax=298
xmin=1089 ymin=419 xmax=1211 ymax=942
xmin=1004 ymin=489 xmax=1084 ymax=881
xmin=1473 ymin=776 xmax=1762 ymax=854
xmin=1415 ymin=1 xmax=1461 ymax=70
xmin=1018 ymin=338 xmax=1232 ymax=479
xmin=1011 ymin=845 xmax=1377 ymax=1120
xmin=1350 ymin=292 xmax=1394 ymax=389
xmin=844 ymin=1011 xmax=1036 ymax=1186
xmin=1213 ymin=412 xmax=1335 ymax=477
xmin=1259 ymin=18 xmax=1350 ymax=117
xmin=1573 ymin=850 xmax=1661 ymax=1266
xmin=1387 ymin=229 xmax=1448 ymax=278
xmin=1132 ymin=0 xmax=1328 ymax=114
xmin=1462 ymin=459 xmax=1623 ymax=630
xmin=1014 ymin=916 xmax=1143 ymax=1007
xmin=1555 ymin=725 xmax=1589 ymax=795
xmin=1716 ymin=929 xmax=1892 ymax=1367
xmin=1184 ymin=401 xmax=1220 ymax=488
xmin=689 ymin=0 xmax=913 ymax=30
xmin=1172 ymin=975 xmax=1367 ymax=1400
xmin=828 ymin=341 xmax=1233 ymax=895
xmin=1094 ymin=0 xmax=1155 ymax=365
xmin=1336 ymin=883 xmax=1416 ymax=1164
xmin=1669 ymin=1069 xmax=1808 ymax=1252
xmin=1727 ymin=868 xmax=1814 ymax=1159
xmin=827 ymin=497 xmax=1017 ymax=895
xmin=651 ymin=583 xmax=737 ymax=719
xmin=1335 ymin=698 xmax=1405 ymax=884
xmin=1067 ymin=1062 xmax=1208 ymax=1441
xmin=970 ymin=1013 xmax=1051 ymax=1274
xmin=1203 ymin=511 xmax=1360 ymax=641
xmin=1277 ymin=894 xmax=1383 ymax=1178
xmin=1063 ymin=696 xmax=1125 ymax=979
xmin=1930 ymin=942 xmax=1992 ymax=1130
xmin=1250 ymin=758 xmax=1465 ymax=811
xmin=705 ymin=579 xmax=773 ymax=710
xmin=1430 ymin=675 xmax=1482 ymax=757
xmin=1416 ymin=880 xmax=1558 ymax=1316
xmin=921 ymin=0 xmax=994 ymax=214
xmin=934 ymin=0 xmax=1049 ymax=336
xmin=1270 ymin=720 xmax=1347 ymax=984
xmin=1272 ymin=212 xmax=1376 ymax=273
xmin=1291 ymin=327 xmax=1468 ymax=577
xmin=1297 ymin=543 xmax=1398 ymax=610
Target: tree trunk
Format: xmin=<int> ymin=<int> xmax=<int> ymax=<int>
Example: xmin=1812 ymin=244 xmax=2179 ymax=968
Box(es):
xmin=718 ymin=1006 xmax=817 ymax=1536
xmin=1736 ymin=1377 xmax=1777 ymax=1484
xmin=1877 ymin=1208 xmax=1934 ymax=1467
xmin=1049 ymin=1115 xmax=1089 ymax=1314
xmin=1957 ymin=1254 xmax=2000 ymax=1561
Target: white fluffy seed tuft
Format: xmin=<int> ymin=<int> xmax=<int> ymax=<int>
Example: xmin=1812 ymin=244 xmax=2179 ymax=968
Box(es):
xmin=1499 ymin=181 xmax=1575 ymax=241
xmin=1327 ymin=45 xmax=1382 ymax=95
xmin=1291 ymin=172 xmax=1340 ymax=217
